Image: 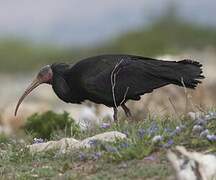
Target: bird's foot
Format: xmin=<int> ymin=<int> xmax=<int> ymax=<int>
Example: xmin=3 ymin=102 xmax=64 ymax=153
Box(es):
xmin=121 ymin=104 xmax=133 ymax=121
xmin=113 ymin=107 xmax=118 ymax=122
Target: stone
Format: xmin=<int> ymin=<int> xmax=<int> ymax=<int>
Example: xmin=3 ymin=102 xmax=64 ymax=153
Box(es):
xmin=28 ymin=131 xmax=126 ymax=154
xmin=167 ymin=146 xmax=216 ymax=180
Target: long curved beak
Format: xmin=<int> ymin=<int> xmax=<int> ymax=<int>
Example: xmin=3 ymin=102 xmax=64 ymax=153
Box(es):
xmin=14 ymin=78 xmax=42 ymax=116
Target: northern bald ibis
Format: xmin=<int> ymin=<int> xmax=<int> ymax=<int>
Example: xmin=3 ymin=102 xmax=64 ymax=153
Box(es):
xmin=15 ymin=54 xmax=204 ymax=121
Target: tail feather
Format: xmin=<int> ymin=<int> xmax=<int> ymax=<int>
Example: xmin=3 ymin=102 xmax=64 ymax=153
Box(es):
xmin=166 ymin=59 xmax=205 ymax=89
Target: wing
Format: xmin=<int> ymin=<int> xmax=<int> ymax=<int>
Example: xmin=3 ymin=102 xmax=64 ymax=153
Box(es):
xmin=81 ymin=55 xmax=170 ymax=106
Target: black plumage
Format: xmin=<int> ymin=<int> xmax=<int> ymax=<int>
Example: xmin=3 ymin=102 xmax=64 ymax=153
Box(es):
xmin=15 ymin=54 xmax=204 ymax=121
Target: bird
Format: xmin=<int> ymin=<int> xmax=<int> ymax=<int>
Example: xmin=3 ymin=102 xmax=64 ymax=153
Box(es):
xmin=15 ymin=54 xmax=204 ymax=121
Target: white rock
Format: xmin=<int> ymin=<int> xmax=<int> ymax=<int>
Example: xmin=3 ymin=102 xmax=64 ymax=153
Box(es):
xmin=28 ymin=131 xmax=126 ymax=153
xmin=28 ymin=138 xmax=80 ymax=153
xmin=167 ymin=146 xmax=216 ymax=180
xmin=79 ymin=131 xmax=126 ymax=148
xmin=188 ymin=112 xmax=202 ymax=120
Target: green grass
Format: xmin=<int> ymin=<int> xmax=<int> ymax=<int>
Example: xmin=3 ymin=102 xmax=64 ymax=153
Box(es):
xmin=24 ymin=111 xmax=81 ymax=140
xmin=0 ymin=112 xmax=215 ymax=179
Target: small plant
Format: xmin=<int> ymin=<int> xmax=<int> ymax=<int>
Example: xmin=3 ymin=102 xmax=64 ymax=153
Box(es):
xmin=24 ymin=111 xmax=81 ymax=140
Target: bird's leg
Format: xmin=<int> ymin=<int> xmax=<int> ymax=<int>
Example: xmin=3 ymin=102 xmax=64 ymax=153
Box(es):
xmin=121 ymin=104 xmax=132 ymax=120
xmin=113 ymin=107 xmax=118 ymax=122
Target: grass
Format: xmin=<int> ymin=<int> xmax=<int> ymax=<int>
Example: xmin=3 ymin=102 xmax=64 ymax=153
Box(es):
xmin=0 ymin=111 xmax=215 ymax=179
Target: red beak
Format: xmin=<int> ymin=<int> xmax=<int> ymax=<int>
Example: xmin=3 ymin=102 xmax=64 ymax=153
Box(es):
xmin=14 ymin=78 xmax=41 ymax=116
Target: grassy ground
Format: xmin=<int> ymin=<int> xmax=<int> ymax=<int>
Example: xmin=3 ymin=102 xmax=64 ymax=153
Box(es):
xmin=0 ymin=111 xmax=215 ymax=179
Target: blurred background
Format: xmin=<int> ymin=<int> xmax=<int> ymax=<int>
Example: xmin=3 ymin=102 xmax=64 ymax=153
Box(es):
xmin=0 ymin=0 xmax=216 ymax=133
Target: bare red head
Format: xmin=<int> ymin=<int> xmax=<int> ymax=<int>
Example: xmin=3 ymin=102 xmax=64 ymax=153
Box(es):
xmin=14 ymin=65 xmax=53 ymax=116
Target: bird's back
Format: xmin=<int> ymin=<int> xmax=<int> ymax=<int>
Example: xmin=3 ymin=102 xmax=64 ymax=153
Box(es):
xmin=65 ymin=54 xmax=204 ymax=107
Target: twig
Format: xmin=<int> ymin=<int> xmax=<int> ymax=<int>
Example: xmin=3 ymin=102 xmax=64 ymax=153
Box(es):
xmin=111 ymin=71 xmax=117 ymax=108
xmin=120 ymin=87 xmax=129 ymax=105
xmin=181 ymin=77 xmax=196 ymax=113
xmin=169 ymin=97 xmax=178 ymax=116
xmin=181 ymin=77 xmax=190 ymax=114
xmin=110 ymin=59 xmax=124 ymax=108
xmin=195 ymin=105 xmax=206 ymax=113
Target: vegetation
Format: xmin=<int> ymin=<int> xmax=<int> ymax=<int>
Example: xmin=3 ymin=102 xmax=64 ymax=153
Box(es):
xmin=99 ymin=9 xmax=216 ymax=56
xmin=1 ymin=10 xmax=216 ymax=72
xmin=0 ymin=6 xmax=215 ymax=180
xmin=24 ymin=111 xmax=81 ymax=140
xmin=0 ymin=111 xmax=215 ymax=179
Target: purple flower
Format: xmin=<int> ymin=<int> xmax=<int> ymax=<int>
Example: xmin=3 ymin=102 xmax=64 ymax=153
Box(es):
xmin=105 ymin=145 xmax=118 ymax=153
xmin=163 ymin=139 xmax=174 ymax=148
xmin=138 ymin=128 xmax=145 ymax=138
xmin=100 ymin=123 xmax=110 ymax=129
xmin=88 ymin=139 xmax=98 ymax=147
xmin=79 ymin=152 xmax=87 ymax=161
xmin=92 ymin=152 xmax=102 ymax=160
xmin=33 ymin=138 xmax=44 ymax=144
xmin=207 ymin=135 xmax=216 ymax=142
xmin=170 ymin=126 xmax=182 ymax=137
xmin=147 ymin=122 xmax=159 ymax=136
xmin=119 ymin=142 xmax=129 ymax=149
xmin=196 ymin=118 xmax=207 ymax=126
xmin=168 ymin=139 xmax=174 ymax=145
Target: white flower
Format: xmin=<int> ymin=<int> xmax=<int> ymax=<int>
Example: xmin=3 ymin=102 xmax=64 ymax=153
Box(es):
xmin=152 ymin=135 xmax=163 ymax=143
xmin=192 ymin=125 xmax=203 ymax=133
xmin=200 ymin=129 xmax=209 ymax=138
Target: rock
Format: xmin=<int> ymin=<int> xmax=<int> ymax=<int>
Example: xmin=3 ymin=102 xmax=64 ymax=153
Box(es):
xmin=28 ymin=138 xmax=80 ymax=153
xmin=79 ymin=131 xmax=126 ymax=148
xmin=28 ymin=131 xmax=126 ymax=153
xmin=188 ymin=112 xmax=202 ymax=120
xmin=167 ymin=146 xmax=216 ymax=180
